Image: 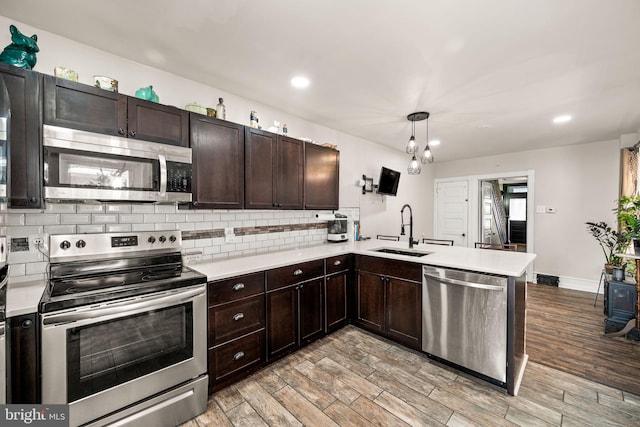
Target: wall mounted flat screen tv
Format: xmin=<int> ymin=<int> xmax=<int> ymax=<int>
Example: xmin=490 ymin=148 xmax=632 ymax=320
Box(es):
xmin=377 ymin=166 xmax=401 ymax=196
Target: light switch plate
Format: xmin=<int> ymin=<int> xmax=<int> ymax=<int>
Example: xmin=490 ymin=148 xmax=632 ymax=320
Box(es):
xmin=536 ymin=206 xmax=546 ymax=214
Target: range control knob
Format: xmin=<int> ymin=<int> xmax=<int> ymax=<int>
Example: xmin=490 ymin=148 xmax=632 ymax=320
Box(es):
xmin=159 ymin=235 xmax=167 ymax=243
xmin=148 ymin=236 xmax=156 ymax=244
xmin=60 ymin=240 xmax=71 ymax=250
xmin=169 ymin=235 xmax=177 ymax=243
xmin=76 ymin=239 xmax=86 ymax=249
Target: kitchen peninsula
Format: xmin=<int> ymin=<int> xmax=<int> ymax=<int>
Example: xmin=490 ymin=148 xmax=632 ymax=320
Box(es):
xmin=190 ymin=240 xmax=535 ymax=396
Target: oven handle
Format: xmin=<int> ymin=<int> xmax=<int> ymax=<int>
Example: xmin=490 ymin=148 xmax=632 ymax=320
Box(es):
xmin=159 ymin=154 xmax=167 ymax=196
xmin=42 ymin=285 xmax=205 ymax=326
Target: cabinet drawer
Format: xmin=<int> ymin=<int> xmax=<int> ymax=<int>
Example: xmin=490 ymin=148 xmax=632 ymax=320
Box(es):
xmin=209 ymin=295 xmax=265 ymax=346
xmin=355 ymin=255 xmax=422 ymax=282
xmin=209 ymin=272 xmax=264 ymax=306
xmin=209 ymin=330 xmax=264 ymax=383
xmin=326 ymin=254 xmax=352 ymax=275
xmin=267 ymin=259 xmax=325 ymax=291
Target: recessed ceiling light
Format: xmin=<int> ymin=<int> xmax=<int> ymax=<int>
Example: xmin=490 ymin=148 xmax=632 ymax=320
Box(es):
xmin=553 ymin=115 xmax=572 ymax=124
xmin=430 ymin=140 xmax=441 ymax=146
xmin=291 ymin=76 xmax=310 ymax=89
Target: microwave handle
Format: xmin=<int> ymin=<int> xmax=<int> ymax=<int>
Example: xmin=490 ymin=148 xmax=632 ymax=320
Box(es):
xmin=158 ymin=154 xmax=167 ymax=196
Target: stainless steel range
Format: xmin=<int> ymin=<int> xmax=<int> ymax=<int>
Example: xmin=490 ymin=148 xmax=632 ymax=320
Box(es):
xmin=40 ymin=231 xmax=208 ymax=427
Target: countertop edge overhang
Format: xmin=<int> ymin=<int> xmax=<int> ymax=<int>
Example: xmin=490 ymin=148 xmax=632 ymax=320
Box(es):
xmin=5 ymin=240 xmax=536 ymax=316
xmin=190 ymin=240 xmax=536 ymax=282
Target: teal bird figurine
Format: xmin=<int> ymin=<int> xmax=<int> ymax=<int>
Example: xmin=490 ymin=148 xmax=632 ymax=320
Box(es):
xmin=135 ymin=85 xmax=159 ymax=103
xmin=0 ymin=25 xmax=39 ymax=69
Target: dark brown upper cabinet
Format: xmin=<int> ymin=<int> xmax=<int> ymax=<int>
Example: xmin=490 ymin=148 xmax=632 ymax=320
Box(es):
xmin=0 ymin=64 xmax=43 ymax=208
xmin=43 ymin=76 xmax=188 ymax=147
xmin=190 ymin=114 xmax=244 ymax=209
xmin=304 ymin=142 xmax=339 ymax=210
xmin=244 ymin=128 xmax=303 ymax=209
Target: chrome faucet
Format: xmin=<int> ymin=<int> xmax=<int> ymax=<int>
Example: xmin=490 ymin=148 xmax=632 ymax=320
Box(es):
xmin=400 ymin=204 xmax=418 ymax=248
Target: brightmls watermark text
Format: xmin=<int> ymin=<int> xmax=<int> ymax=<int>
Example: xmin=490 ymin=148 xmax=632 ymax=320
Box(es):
xmin=1 ymin=405 xmax=68 ymax=426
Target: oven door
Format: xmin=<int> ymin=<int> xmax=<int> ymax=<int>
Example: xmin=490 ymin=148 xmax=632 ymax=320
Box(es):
xmin=40 ymin=284 xmax=206 ymax=427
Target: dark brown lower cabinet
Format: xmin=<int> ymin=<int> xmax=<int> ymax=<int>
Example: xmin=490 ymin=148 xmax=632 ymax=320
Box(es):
xmin=266 ymin=277 xmax=324 ymax=361
xmin=207 ymin=273 xmax=265 ymax=392
xmin=354 ymin=255 xmax=422 ymax=350
xmin=7 ymin=313 xmax=39 ymax=403
xmin=325 ymin=271 xmax=349 ymax=333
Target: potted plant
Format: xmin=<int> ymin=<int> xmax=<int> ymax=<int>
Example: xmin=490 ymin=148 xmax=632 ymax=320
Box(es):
xmin=585 ymin=221 xmax=627 ymax=272
xmin=617 ymin=195 xmax=640 ymax=255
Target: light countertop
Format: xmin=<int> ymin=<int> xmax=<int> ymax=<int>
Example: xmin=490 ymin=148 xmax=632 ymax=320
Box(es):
xmin=6 ymin=278 xmax=47 ymax=318
xmin=189 ymin=239 xmax=536 ymax=282
xmin=4 ymin=240 xmax=536 ymax=316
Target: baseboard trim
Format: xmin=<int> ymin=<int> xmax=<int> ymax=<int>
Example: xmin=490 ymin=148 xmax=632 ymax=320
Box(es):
xmin=535 ymin=273 xmax=601 ymax=294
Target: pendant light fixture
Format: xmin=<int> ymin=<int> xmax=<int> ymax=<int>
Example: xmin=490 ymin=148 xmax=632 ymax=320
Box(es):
xmin=405 ymin=112 xmax=433 ymax=174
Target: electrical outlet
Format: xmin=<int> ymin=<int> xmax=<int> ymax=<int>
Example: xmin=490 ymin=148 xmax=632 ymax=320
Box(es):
xmin=225 ymin=233 xmax=236 ymax=243
xmin=28 ymin=233 xmax=49 ymax=253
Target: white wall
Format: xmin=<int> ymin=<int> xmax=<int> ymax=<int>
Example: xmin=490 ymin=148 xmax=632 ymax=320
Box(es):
xmin=433 ymin=137 xmax=630 ymax=292
xmin=0 ymin=16 xmax=433 ymax=265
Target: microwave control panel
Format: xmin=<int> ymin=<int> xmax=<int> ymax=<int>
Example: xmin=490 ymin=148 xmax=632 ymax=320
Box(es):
xmin=167 ymin=162 xmax=192 ymax=193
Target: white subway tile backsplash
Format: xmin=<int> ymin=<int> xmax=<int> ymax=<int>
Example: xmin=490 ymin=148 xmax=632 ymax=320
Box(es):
xmin=44 ymin=225 xmax=76 ymax=235
xmin=45 ymin=203 xmax=76 ymax=213
xmin=106 ymin=204 xmax=132 ymax=213
xmin=131 ymin=223 xmax=155 ymax=232
xmin=92 ymin=214 xmax=118 ymax=224
xmin=186 ymin=213 xmax=204 ymax=222
xmin=6 ymin=201 xmax=354 ymax=281
xmin=61 ymin=213 xmax=91 ymax=225
xmin=131 ymin=204 xmax=154 ymax=213
xmin=7 ymin=214 xmax=25 ymax=226
xmin=77 ymin=224 xmax=105 ymax=233
xmin=26 ymin=214 xmax=60 ymax=226
xmin=76 ymin=204 xmax=105 ymax=213
xmin=119 ymin=214 xmax=144 ymax=224
xmin=106 ymin=224 xmax=132 ymax=233
xmin=166 ymin=214 xmax=187 ymax=223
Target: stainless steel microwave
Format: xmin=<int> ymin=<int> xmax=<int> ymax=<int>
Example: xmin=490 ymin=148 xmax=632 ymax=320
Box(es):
xmin=43 ymin=125 xmax=192 ymax=203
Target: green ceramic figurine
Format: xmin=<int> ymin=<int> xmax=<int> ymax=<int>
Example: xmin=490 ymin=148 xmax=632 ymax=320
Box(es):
xmin=135 ymin=85 xmax=159 ymax=103
xmin=0 ymin=25 xmax=39 ymax=70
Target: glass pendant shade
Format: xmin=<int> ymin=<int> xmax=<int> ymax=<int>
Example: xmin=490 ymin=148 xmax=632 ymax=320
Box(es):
xmin=421 ymin=144 xmax=433 ymax=164
xmin=407 ymin=154 xmax=421 ymax=175
xmin=406 ymin=135 xmax=418 ymax=154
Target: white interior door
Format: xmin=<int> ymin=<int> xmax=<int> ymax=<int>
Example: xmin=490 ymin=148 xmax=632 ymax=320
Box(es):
xmin=435 ymin=180 xmax=469 ymax=246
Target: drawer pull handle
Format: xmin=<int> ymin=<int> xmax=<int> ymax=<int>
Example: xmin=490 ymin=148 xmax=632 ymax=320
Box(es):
xmin=233 ymin=351 xmax=245 ymax=361
xmin=232 ymin=283 xmax=245 ymax=291
xmin=333 ymin=260 xmax=341 ymax=266
xmin=232 ymin=313 xmax=245 ymax=321
xmin=293 ymin=269 xmax=303 ymax=276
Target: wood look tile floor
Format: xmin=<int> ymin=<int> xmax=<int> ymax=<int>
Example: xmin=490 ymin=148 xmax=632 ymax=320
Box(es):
xmin=184 ymin=284 xmax=640 ymax=426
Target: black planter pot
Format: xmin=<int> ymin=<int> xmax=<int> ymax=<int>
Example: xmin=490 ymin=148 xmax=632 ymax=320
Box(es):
xmin=634 ymin=239 xmax=640 ymax=255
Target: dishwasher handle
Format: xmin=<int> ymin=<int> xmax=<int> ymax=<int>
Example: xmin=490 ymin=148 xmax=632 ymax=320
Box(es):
xmin=424 ymin=270 xmax=506 ymax=291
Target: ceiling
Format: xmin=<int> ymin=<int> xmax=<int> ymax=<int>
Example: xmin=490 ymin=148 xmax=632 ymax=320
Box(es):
xmin=2 ymin=0 xmax=640 ymax=162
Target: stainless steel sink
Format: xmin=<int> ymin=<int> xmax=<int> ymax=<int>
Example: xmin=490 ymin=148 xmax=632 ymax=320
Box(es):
xmin=373 ymin=247 xmax=432 ymax=257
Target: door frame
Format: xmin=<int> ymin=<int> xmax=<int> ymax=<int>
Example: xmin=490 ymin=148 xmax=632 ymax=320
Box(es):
xmin=434 ymin=170 xmax=535 ymax=282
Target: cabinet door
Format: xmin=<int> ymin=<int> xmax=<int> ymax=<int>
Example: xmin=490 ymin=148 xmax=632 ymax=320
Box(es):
xmin=0 ymin=65 xmax=42 ymax=208
xmin=245 ymin=127 xmax=276 ymax=209
xmin=304 ymin=142 xmax=339 ymax=210
xmin=276 ymin=135 xmax=303 ymax=209
xmin=355 ymin=271 xmax=384 ymax=332
xmin=191 ymin=114 xmax=244 ymax=209
xmin=266 ymin=286 xmax=298 ymax=359
xmin=7 ymin=314 xmax=39 ymax=403
xmin=386 ymin=277 xmax=422 ymax=350
xmin=127 ymin=97 xmax=189 ymax=146
xmin=326 ymin=271 xmax=348 ymax=333
xmin=43 ymin=75 xmax=127 ymax=136
xmin=299 ymin=278 xmax=324 ymax=344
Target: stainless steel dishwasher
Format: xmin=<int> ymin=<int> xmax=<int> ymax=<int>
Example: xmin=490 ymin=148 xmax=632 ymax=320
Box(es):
xmin=422 ymin=265 xmax=507 ymax=384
